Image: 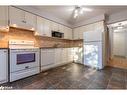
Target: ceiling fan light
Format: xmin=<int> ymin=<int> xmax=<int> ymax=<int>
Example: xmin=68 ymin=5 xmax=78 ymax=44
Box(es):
xmin=74 ymin=13 xmax=78 ymax=18
xmin=80 ymin=8 xmax=84 ymax=14
xmin=82 ymin=8 xmax=92 ymax=12
xmin=74 ymin=9 xmax=78 ymax=13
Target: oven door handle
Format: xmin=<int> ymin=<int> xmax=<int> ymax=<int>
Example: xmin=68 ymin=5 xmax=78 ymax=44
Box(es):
xmin=11 ymin=51 xmax=38 ymax=53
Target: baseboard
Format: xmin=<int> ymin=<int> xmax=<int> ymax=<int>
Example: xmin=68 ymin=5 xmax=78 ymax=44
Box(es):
xmin=41 ymin=62 xmax=72 ymax=72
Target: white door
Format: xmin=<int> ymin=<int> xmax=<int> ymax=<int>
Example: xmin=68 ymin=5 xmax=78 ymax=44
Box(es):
xmin=0 ymin=49 xmax=7 ymax=83
xmin=84 ymin=42 xmax=103 ymax=69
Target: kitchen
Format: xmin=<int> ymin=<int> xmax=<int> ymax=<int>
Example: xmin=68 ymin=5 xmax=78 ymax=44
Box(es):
xmin=0 ymin=6 xmax=127 ymax=89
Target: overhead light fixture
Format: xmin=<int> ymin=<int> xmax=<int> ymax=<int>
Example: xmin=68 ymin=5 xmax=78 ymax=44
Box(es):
xmin=117 ymin=26 xmax=123 ymax=29
xmin=73 ymin=6 xmax=92 ymax=19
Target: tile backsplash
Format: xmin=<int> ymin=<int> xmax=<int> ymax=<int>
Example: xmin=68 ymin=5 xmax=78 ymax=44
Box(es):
xmin=0 ymin=27 xmax=83 ymax=48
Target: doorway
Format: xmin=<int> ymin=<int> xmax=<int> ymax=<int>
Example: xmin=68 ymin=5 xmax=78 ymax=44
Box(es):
xmin=108 ymin=20 xmax=127 ymax=68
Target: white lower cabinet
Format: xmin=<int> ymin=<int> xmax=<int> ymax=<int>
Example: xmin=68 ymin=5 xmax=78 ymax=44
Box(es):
xmin=55 ymin=48 xmax=62 ymax=65
xmin=41 ymin=49 xmax=55 ymax=71
xmin=0 ymin=49 xmax=8 ymax=84
xmin=67 ymin=48 xmax=74 ymax=62
xmin=73 ymin=47 xmax=83 ymax=64
xmin=41 ymin=48 xmax=73 ymax=71
xmin=61 ymin=48 xmax=68 ymax=63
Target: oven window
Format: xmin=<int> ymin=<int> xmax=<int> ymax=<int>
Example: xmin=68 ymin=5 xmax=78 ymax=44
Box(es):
xmin=17 ymin=53 xmax=35 ymax=64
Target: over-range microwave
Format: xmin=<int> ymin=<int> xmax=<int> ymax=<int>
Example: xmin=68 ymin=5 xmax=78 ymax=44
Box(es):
xmin=52 ymin=31 xmax=64 ymax=38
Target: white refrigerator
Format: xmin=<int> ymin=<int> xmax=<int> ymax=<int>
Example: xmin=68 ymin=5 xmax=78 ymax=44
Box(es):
xmin=83 ymin=29 xmax=106 ymax=70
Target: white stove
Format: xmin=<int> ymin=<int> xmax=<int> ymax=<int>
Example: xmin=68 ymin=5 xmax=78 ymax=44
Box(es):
xmin=9 ymin=40 xmax=40 ymax=82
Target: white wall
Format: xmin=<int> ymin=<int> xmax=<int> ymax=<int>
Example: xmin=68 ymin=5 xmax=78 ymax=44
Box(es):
xmin=107 ymin=10 xmax=127 ymax=24
xmin=113 ymin=31 xmax=126 ymax=56
xmin=73 ymin=14 xmax=105 ymax=28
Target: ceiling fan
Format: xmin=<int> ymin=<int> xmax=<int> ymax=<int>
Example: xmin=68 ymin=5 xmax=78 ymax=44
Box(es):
xmin=73 ymin=6 xmax=92 ymax=18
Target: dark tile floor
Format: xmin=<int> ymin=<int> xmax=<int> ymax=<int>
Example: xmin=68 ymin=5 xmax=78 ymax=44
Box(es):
xmin=1 ymin=63 xmax=127 ymax=89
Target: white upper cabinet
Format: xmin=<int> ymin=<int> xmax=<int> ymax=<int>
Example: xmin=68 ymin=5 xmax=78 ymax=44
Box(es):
xmin=36 ymin=16 xmax=44 ymax=36
xmin=51 ymin=21 xmax=59 ymax=31
xmin=59 ymin=25 xmax=72 ymax=39
xmin=9 ymin=7 xmax=36 ymax=30
xmin=66 ymin=27 xmax=72 ymax=40
xmin=59 ymin=24 xmax=64 ymax=33
xmin=73 ymin=27 xmax=81 ymax=40
xmin=78 ymin=26 xmax=84 ymax=39
xmin=36 ymin=16 xmax=51 ymax=37
xmin=0 ymin=6 xmax=9 ymax=32
xmin=43 ymin=19 xmax=51 ymax=37
xmin=73 ymin=26 xmax=84 ymax=40
xmin=24 ymin=11 xmax=36 ymax=30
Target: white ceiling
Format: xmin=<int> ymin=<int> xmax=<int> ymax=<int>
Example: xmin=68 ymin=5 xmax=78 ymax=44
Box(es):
xmin=30 ymin=6 xmax=127 ymax=25
xmin=17 ymin=6 xmax=127 ymax=28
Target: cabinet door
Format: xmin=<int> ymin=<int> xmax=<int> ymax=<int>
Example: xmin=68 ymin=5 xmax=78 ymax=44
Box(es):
xmin=55 ymin=48 xmax=62 ymax=64
xmin=41 ymin=49 xmax=55 ymax=66
xmin=9 ymin=7 xmax=36 ymax=30
xmin=51 ymin=22 xmax=59 ymax=31
xmin=0 ymin=49 xmax=7 ymax=83
xmin=59 ymin=24 xmax=64 ymax=33
xmin=25 ymin=12 xmax=36 ymax=30
xmin=36 ymin=16 xmax=44 ymax=36
xmin=0 ymin=6 xmax=8 ymax=31
xmin=79 ymin=26 xmax=84 ymax=39
xmin=63 ymin=26 xmax=68 ymax=39
xmin=44 ymin=19 xmax=51 ymax=37
xmin=61 ymin=48 xmax=68 ymax=63
xmin=73 ymin=28 xmax=80 ymax=39
xmin=68 ymin=48 xmax=74 ymax=62
xmin=9 ymin=7 xmax=24 ymax=27
xmin=66 ymin=27 xmax=72 ymax=39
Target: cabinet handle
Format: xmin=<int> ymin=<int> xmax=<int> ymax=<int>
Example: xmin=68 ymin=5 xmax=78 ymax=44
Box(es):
xmin=4 ymin=51 xmax=7 ymax=53
xmin=25 ymin=66 xmax=29 ymax=69
xmin=22 ymin=20 xmax=26 ymax=23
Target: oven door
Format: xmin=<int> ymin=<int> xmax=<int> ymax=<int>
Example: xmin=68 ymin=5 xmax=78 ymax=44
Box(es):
xmin=10 ymin=49 xmax=39 ymax=73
